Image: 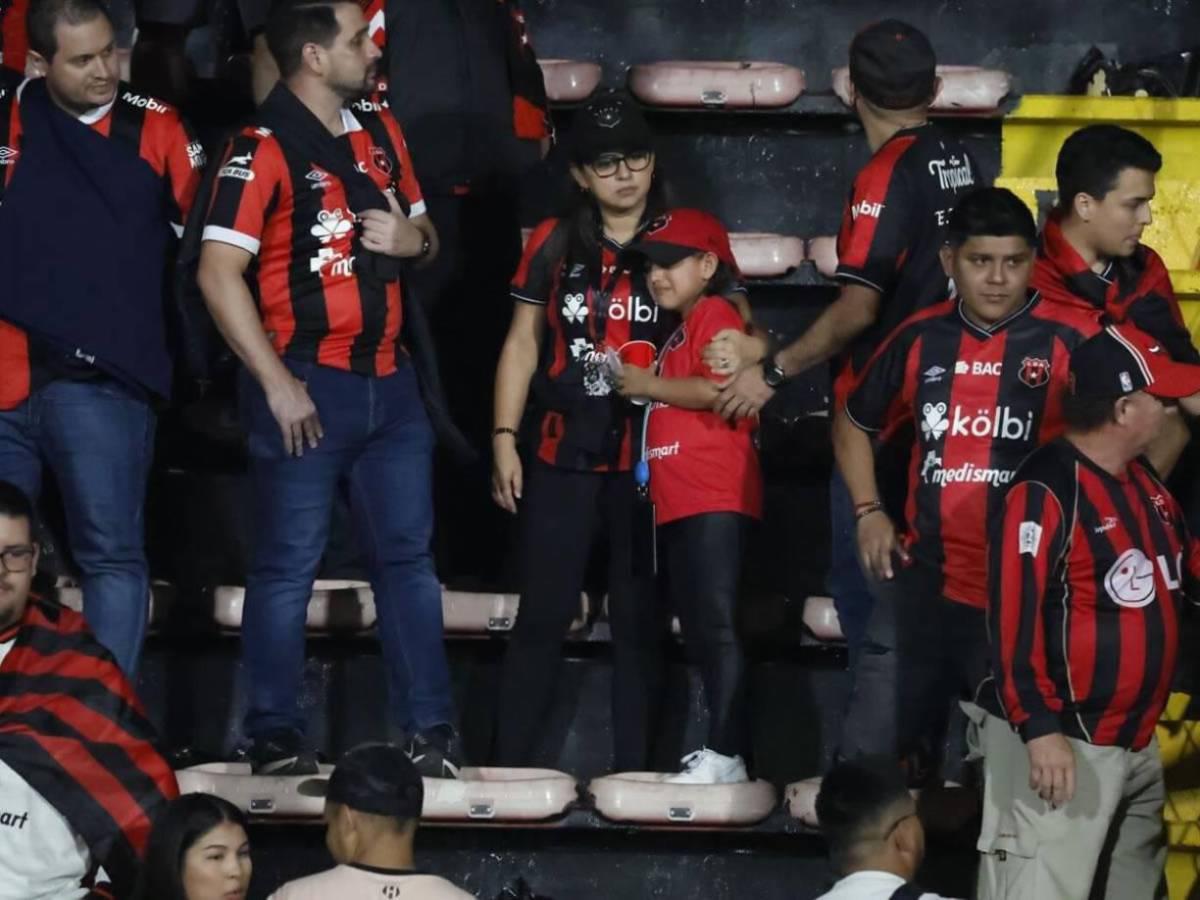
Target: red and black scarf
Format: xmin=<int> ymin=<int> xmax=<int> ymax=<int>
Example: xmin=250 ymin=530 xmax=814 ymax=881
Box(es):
xmin=0 ymin=599 xmax=178 ymax=898
xmin=501 ymin=0 xmax=550 ymax=141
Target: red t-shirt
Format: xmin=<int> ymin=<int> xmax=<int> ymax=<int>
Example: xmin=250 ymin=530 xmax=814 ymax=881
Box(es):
xmin=645 ymin=296 xmax=762 ymax=525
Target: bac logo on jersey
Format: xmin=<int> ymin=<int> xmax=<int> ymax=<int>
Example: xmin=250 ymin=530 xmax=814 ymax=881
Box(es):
xmin=1018 ymin=356 xmax=1051 ymax=388
xmin=954 ymin=360 xmax=1001 ymax=376
xmin=851 ymin=199 xmax=883 ymax=220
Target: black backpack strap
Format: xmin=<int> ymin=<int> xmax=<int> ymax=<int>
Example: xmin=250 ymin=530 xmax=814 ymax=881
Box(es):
xmin=889 ymin=883 xmax=926 ymax=900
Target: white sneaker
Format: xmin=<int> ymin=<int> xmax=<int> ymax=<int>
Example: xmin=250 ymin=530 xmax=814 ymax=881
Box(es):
xmin=663 ymin=748 xmax=749 ymax=784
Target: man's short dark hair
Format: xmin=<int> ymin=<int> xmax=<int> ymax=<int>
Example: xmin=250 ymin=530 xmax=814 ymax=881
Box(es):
xmin=947 ymin=187 xmax=1037 ymax=248
xmin=0 ymin=481 xmax=33 ymax=525
xmin=26 ymin=0 xmax=113 ymax=61
xmin=1056 ymin=125 xmax=1162 ymax=211
xmin=1061 ymin=389 xmax=1121 ymax=432
xmin=265 ymin=0 xmax=357 ymax=80
xmin=816 ymin=756 xmax=913 ymax=873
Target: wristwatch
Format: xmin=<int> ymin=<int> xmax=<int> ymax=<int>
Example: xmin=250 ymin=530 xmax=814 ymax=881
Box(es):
xmin=417 ymin=235 xmax=431 ymax=259
xmin=761 ymin=355 xmax=787 ymax=388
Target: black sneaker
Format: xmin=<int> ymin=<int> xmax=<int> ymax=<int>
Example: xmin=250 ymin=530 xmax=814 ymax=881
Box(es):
xmin=249 ymin=730 xmax=319 ymax=776
xmin=404 ymin=725 xmax=465 ymax=779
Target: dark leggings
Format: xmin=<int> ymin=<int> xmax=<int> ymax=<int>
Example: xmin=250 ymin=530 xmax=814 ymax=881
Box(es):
xmin=661 ymin=512 xmax=751 ymax=759
xmin=494 ymin=461 xmax=661 ymax=770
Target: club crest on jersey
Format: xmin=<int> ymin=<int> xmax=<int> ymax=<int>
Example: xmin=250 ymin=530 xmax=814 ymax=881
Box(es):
xmin=1151 ymin=494 xmax=1173 ymax=524
xmin=369 ymin=146 xmax=393 ymax=176
xmin=1018 ymin=356 xmax=1051 ymax=388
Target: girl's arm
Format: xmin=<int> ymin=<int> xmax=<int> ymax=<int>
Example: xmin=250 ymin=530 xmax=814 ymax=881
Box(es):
xmin=616 ymin=366 xmax=718 ymax=411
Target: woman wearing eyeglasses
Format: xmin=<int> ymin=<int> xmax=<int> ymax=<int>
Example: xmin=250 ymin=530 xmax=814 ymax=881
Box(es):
xmin=490 ymin=92 xmax=672 ymax=771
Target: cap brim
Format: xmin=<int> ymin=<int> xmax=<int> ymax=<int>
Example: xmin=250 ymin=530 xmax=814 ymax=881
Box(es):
xmin=1146 ymin=359 xmax=1200 ymax=399
xmin=626 ymin=242 xmax=698 ymax=267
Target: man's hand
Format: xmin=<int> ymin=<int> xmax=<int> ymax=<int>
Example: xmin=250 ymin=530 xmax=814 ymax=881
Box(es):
xmin=1027 ymin=732 xmax=1075 ymax=808
xmin=265 ymin=374 xmax=323 ymax=457
xmin=715 ymin=365 xmax=773 ymax=420
xmin=358 ymin=192 xmax=426 ymax=258
xmin=855 ymin=511 xmax=909 ymax=580
xmin=491 ymin=437 xmax=523 ymax=514
xmin=703 ymin=329 xmax=767 ymax=376
xmin=615 ymin=364 xmax=655 ymax=399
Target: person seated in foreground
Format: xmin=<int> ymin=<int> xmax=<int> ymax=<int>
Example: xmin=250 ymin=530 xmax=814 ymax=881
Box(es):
xmin=815 ymin=757 xmax=962 ymax=900
xmin=269 ymin=743 xmax=472 ymax=899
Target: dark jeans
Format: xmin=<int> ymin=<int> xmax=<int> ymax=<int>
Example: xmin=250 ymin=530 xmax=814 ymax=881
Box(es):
xmin=0 ymin=378 xmax=154 ymax=675
xmin=661 ymin=512 xmax=752 ymax=759
xmin=494 ymin=460 xmax=660 ymax=771
xmin=828 ymin=470 xmax=876 ymax=659
xmin=837 ymin=563 xmax=988 ymax=783
xmin=238 ymin=359 xmax=454 ymax=740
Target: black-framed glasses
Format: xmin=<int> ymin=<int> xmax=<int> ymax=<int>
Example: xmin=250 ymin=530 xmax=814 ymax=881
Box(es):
xmin=0 ymin=545 xmax=35 ymax=574
xmin=588 ymin=151 xmax=653 ymax=178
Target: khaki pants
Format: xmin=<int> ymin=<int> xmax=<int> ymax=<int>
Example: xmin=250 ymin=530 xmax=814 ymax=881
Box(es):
xmin=967 ymin=706 xmax=1166 ymax=900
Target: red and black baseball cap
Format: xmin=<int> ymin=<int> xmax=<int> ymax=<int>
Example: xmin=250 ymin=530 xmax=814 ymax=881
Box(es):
xmin=626 ymin=209 xmax=739 ymax=272
xmin=849 ymin=20 xmax=937 ymax=110
xmin=1069 ymin=324 xmax=1200 ymax=400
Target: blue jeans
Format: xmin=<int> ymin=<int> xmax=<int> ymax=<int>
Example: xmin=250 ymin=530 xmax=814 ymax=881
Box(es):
xmin=0 ymin=378 xmax=154 ymax=675
xmin=827 ymin=469 xmax=876 ymax=659
xmin=239 ymin=359 xmax=454 ymax=740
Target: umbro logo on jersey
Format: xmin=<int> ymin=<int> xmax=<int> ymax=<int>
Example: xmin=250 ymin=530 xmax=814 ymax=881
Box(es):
xmin=0 ymin=146 xmax=17 ymax=165
xmin=923 ymin=365 xmax=946 ymax=384
xmin=306 ymin=168 xmax=332 ymax=190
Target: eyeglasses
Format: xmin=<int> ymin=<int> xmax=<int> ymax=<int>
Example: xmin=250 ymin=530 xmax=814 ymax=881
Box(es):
xmin=588 ymin=151 xmax=653 ymax=178
xmin=0 ymin=545 xmax=35 ymax=574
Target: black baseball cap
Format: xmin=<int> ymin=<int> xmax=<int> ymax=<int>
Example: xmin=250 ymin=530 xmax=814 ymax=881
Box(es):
xmin=1069 ymin=324 xmax=1200 ymax=400
xmin=320 ymin=743 xmax=424 ymax=820
xmin=569 ymin=91 xmax=653 ymax=164
xmin=849 ymin=20 xmax=937 ymax=110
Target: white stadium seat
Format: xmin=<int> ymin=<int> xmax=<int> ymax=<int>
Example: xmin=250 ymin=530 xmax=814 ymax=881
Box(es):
xmin=729 ymin=232 xmax=806 ymax=278
xmin=588 ymin=773 xmax=777 ymax=826
xmin=55 ymin=577 xmax=174 ymax=631
xmin=807 ymin=235 xmax=838 ymax=279
xmin=177 ymin=764 xmax=578 ymax=823
xmin=537 ymin=59 xmax=602 ymax=103
xmin=831 ymin=65 xmax=1012 ymax=113
xmin=784 ymin=776 xmax=822 ymax=826
xmin=628 ymin=61 xmax=805 ymax=109
xmin=802 ymin=595 xmax=844 ymax=642
xmin=211 ymin=580 xmax=377 ymax=632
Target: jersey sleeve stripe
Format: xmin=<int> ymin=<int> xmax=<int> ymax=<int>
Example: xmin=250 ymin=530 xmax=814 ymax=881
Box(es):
xmin=201 ymin=224 xmax=261 ymax=255
xmin=511 ymin=290 xmax=547 ymax=306
xmin=833 ymin=269 xmax=885 ymax=293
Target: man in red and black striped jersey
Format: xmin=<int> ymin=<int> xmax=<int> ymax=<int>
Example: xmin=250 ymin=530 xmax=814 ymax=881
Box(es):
xmin=0 ymin=481 xmax=176 ymax=900
xmin=832 ymin=189 xmax=1098 ymax=771
xmin=711 ymin=20 xmax=982 ymax=657
xmin=198 ymin=0 xmax=462 ymax=780
xmin=0 ymin=0 xmax=201 ymax=677
xmin=976 ymin=324 xmax=1200 ymax=899
xmin=1034 ymin=124 xmax=1200 ymax=476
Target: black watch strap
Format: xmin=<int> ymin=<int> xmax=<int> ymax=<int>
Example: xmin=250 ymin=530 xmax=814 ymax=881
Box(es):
xmin=762 ymin=356 xmax=787 ymax=387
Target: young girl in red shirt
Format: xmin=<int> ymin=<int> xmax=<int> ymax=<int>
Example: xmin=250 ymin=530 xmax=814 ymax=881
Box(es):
xmin=617 ymin=209 xmax=762 ymax=784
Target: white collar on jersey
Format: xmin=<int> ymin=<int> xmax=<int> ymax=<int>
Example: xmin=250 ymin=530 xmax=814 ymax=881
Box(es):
xmin=956 ymin=290 xmax=1040 ymax=338
xmin=16 ymin=76 xmax=116 ymax=124
xmin=340 ymin=106 xmax=363 ymax=135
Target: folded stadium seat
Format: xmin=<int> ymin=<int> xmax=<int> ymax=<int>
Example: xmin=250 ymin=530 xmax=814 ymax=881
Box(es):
xmin=54 ymin=577 xmax=174 ymax=632
xmin=440 ymin=589 xmax=590 ymax=636
xmin=588 ymin=773 xmax=776 ymax=826
xmin=537 ymin=59 xmax=602 ymax=102
xmin=831 ymin=65 xmax=1012 ymax=114
xmin=628 ymin=61 xmax=805 ymax=109
xmin=211 ymin=580 xmax=377 ymax=632
xmin=801 ymin=595 xmax=843 ymax=641
xmin=806 ymin=236 xmax=838 ymax=280
xmin=421 ymin=768 xmax=579 ymax=822
xmin=520 ymin=227 xmax=532 ymax=249
xmin=784 ymin=776 xmax=822 ymax=826
xmin=177 ymin=764 xmax=578 ymax=822
xmin=729 ymin=233 xmax=805 ymax=279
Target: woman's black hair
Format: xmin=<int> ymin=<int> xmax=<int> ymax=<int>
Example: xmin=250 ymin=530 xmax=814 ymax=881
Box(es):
xmin=135 ymin=793 xmax=250 ymax=900
xmin=559 ymin=158 xmax=675 ymax=289
xmin=706 ymin=260 xmax=740 ymax=301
